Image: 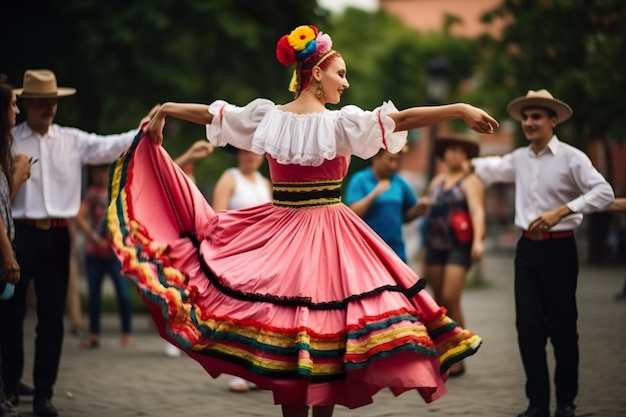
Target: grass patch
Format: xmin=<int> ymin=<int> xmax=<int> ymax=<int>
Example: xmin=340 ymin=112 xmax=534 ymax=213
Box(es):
xmin=465 ymin=277 xmax=493 ymax=289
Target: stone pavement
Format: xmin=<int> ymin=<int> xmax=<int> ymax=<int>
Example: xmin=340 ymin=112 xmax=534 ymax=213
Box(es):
xmin=14 ymin=252 xmax=626 ymax=417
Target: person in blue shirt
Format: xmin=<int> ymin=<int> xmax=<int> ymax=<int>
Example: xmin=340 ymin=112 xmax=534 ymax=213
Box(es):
xmin=345 ymin=149 xmax=426 ymax=262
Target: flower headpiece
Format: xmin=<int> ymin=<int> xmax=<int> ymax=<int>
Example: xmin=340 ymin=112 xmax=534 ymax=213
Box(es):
xmin=276 ymin=25 xmax=338 ymax=93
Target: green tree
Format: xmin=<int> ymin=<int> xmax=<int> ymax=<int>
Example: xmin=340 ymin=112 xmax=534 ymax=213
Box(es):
xmin=470 ymin=0 xmax=626 ymax=263
xmin=326 ymin=8 xmax=480 ymax=175
xmin=1 ymin=0 xmax=324 ymax=186
xmin=473 ymin=0 xmax=626 ymax=147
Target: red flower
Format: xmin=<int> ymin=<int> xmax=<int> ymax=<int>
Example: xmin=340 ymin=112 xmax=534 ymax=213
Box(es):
xmin=276 ymin=35 xmax=297 ymax=66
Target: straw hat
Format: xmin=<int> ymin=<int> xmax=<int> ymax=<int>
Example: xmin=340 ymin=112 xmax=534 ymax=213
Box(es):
xmin=507 ymin=89 xmax=572 ymax=124
xmin=14 ymin=69 xmax=76 ymax=98
xmin=434 ymin=133 xmax=480 ymax=160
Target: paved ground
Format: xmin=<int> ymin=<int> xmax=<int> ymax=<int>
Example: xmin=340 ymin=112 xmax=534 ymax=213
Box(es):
xmin=14 ymin=252 xmax=626 ymax=417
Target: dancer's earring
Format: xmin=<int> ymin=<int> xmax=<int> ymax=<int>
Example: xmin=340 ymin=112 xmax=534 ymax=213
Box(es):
xmin=315 ymin=82 xmax=324 ymax=99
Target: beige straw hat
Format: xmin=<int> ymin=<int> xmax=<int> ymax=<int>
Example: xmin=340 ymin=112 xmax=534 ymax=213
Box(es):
xmin=14 ymin=69 xmax=76 ymax=98
xmin=507 ymin=89 xmax=572 ymax=124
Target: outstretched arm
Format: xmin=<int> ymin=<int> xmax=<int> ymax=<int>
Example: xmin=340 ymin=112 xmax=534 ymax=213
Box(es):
xmin=146 ymin=102 xmax=214 ymax=145
xmin=389 ymin=103 xmax=498 ymax=135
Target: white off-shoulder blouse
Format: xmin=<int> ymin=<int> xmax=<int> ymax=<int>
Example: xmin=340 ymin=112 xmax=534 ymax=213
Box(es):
xmin=207 ymin=98 xmax=407 ymax=166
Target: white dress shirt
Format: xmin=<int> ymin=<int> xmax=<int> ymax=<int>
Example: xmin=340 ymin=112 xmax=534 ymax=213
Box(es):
xmin=11 ymin=122 xmax=138 ymax=219
xmin=472 ymin=135 xmax=615 ymax=231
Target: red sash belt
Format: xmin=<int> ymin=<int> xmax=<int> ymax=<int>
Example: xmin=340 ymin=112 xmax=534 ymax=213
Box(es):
xmin=522 ymin=230 xmax=574 ymax=241
xmin=15 ymin=218 xmax=69 ymax=230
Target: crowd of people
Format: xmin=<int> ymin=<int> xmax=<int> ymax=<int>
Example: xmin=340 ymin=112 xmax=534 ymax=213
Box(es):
xmin=0 ymin=23 xmax=624 ymax=417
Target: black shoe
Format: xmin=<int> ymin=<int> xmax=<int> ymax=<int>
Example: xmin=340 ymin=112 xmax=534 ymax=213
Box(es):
xmin=4 ymin=394 xmax=17 ymax=408
xmin=517 ymin=406 xmax=549 ymax=417
xmin=17 ymin=382 xmax=34 ymax=396
xmin=0 ymin=398 xmax=20 ymax=417
xmin=555 ymin=404 xmax=576 ymax=417
xmin=33 ymin=399 xmax=58 ymax=417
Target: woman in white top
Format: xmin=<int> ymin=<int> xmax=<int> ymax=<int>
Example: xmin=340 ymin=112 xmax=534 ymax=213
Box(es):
xmin=213 ymin=145 xmax=272 ymax=212
xmin=212 ymin=145 xmax=271 ymax=392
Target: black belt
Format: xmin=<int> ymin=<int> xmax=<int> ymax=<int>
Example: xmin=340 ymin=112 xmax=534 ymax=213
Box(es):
xmin=272 ymin=180 xmax=343 ymax=208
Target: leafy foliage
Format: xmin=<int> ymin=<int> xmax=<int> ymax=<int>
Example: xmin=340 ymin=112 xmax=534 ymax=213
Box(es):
xmin=472 ymin=0 xmax=626 ymax=146
xmin=327 ymin=8 xmax=479 ymax=110
xmin=1 ymin=0 xmax=324 ymax=187
xmin=4 ymin=1 xmax=625 ymax=176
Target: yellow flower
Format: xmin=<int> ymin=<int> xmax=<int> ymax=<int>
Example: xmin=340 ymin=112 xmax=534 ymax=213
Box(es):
xmin=287 ymin=25 xmax=316 ymax=51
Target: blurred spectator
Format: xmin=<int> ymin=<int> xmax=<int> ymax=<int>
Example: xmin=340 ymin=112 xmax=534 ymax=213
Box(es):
xmin=75 ymin=164 xmax=132 ymax=349
xmin=345 ymin=148 xmax=427 ymax=263
xmin=212 ymin=145 xmax=271 ymax=392
xmin=422 ymin=134 xmax=485 ymax=378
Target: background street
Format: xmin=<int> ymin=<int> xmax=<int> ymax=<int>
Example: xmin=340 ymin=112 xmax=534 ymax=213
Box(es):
xmin=15 ymin=252 xmax=626 ymax=417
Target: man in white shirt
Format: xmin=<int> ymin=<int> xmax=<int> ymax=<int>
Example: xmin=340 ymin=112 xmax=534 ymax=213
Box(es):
xmin=472 ymin=90 xmax=614 ymax=417
xmin=0 ymin=69 xmax=154 ymax=417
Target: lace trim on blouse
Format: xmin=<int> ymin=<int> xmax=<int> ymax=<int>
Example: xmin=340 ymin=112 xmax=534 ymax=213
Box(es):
xmin=208 ymin=99 xmax=406 ymax=167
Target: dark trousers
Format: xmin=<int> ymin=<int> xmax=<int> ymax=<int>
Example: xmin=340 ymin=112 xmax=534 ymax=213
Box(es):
xmin=514 ymin=235 xmax=579 ymax=407
xmin=85 ymin=254 xmax=132 ymax=335
xmin=0 ymin=223 xmax=70 ymax=400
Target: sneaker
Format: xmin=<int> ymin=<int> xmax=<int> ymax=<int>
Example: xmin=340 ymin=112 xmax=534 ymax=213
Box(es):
xmin=228 ymin=377 xmax=257 ymax=392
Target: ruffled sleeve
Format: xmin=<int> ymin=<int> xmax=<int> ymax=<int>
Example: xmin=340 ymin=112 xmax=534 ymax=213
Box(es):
xmin=335 ymin=101 xmax=407 ymax=160
xmin=207 ymin=98 xmax=275 ymax=151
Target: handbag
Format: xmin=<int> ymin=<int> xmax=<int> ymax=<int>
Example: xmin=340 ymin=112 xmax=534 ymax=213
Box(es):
xmin=448 ymin=210 xmax=473 ymax=245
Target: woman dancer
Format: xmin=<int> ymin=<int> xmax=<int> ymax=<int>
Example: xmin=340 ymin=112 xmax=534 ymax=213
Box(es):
xmin=107 ymin=25 xmax=497 ymax=417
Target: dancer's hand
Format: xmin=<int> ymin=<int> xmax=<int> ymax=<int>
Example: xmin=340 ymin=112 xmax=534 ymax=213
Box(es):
xmin=146 ymin=110 xmax=166 ymax=145
xmin=461 ymin=104 xmax=499 ymax=134
xmin=139 ymin=104 xmax=161 ymax=129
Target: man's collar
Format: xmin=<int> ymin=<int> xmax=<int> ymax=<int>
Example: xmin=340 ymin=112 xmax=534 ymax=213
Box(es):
xmin=527 ymin=135 xmax=559 ymax=156
xmin=546 ymin=135 xmax=560 ymax=154
xmin=15 ymin=122 xmax=53 ymax=138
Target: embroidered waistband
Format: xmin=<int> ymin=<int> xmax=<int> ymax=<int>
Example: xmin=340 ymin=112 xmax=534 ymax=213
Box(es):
xmin=272 ymin=180 xmax=342 ymax=208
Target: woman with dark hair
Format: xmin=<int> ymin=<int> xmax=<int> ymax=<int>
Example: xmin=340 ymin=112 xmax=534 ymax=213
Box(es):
xmin=107 ymin=25 xmax=498 ymax=417
xmin=0 ymin=73 xmax=32 ymax=417
xmin=422 ymin=134 xmax=486 ymax=378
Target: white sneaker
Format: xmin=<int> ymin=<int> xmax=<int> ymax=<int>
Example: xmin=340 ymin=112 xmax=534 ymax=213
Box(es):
xmin=164 ymin=342 xmax=181 ymax=357
xmin=228 ymin=376 xmax=257 ymax=392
